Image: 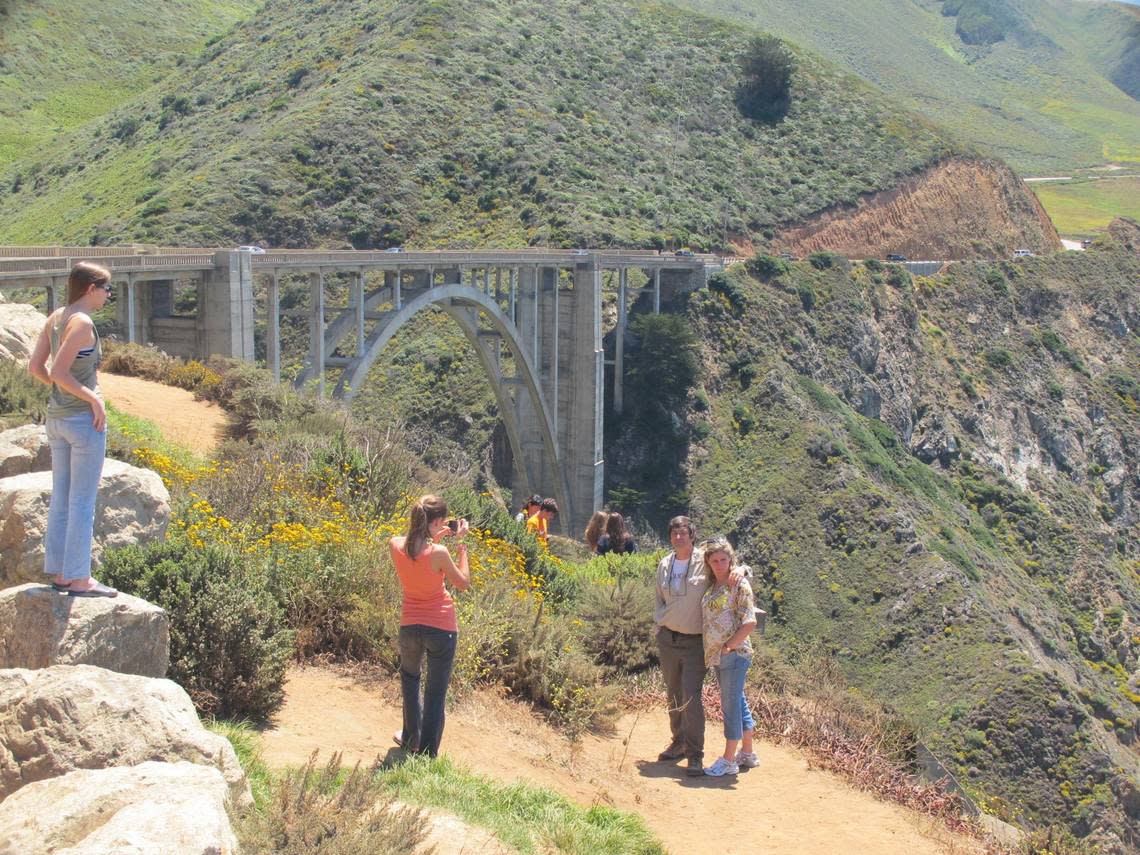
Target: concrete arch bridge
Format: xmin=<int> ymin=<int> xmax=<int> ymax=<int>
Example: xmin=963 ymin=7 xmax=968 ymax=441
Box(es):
xmin=0 ymin=247 xmax=715 ymax=532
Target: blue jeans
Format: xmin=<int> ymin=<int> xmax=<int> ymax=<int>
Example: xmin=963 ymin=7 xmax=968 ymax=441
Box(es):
xmin=44 ymin=414 xmax=106 ymax=582
xmin=715 ymin=651 xmax=755 ymax=741
xmin=398 ymin=624 xmax=458 ymax=757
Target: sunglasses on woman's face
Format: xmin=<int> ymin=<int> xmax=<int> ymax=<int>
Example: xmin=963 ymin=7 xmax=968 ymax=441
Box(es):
xmin=93 ymin=283 xmax=113 ymax=293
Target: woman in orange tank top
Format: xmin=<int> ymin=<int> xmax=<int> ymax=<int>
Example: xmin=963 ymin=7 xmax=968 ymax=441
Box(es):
xmin=388 ymin=495 xmax=470 ymax=757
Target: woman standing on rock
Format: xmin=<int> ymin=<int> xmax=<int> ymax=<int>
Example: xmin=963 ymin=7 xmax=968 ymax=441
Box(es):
xmin=700 ymin=538 xmax=758 ymax=776
xmin=27 ymin=262 xmax=118 ymax=598
xmin=388 ymin=495 xmax=470 ymax=757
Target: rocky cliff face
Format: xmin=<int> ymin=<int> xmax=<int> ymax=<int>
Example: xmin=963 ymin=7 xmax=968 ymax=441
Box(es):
xmin=774 ymin=157 xmax=1062 ymax=260
xmin=610 ymin=247 xmax=1139 ymax=849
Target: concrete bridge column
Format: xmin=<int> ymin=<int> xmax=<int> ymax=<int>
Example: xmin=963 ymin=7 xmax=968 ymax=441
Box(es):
xmin=509 ymin=265 xmax=552 ymax=507
xmin=353 ymin=270 xmax=366 ymax=358
xmin=564 ymin=263 xmax=604 ymax=532
xmin=540 ymin=267 xmax=559 ymax=435
xmin=309 ymin=271 xmax=325 ymax=398
xmin=47 ymin=278 xmax=64 ymax=312
xmin=384 ymin=270 xmax=401 ymax=310
xmin=614 ymin=268 xmax=627 ymax=415
xmin=267 ymin=272 xmax=281 ymax=382
xmin=198 ymin=250 xmax=255 ymax=360
xmin=508 ymin=267 xmax=518 ymax=324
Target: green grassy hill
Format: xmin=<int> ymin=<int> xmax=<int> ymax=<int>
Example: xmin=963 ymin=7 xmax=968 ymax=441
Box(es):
xmin=677 ymin=0 xmax=1140 ymax=175
xmin=0 ymin=0 xmax=257 ymax=165
xmin=604 ymin=248 xmax=1140 ymax=846
xmin=0 ymin=0 xmax=957 ymax=249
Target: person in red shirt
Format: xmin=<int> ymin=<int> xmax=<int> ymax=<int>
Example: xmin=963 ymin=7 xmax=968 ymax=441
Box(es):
xmin=388 ymin=495 xmax=470 ymax=757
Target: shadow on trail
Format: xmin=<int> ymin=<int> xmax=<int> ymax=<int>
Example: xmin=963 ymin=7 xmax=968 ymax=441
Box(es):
xmin=633 ymin=759 xmax=742 ymax=790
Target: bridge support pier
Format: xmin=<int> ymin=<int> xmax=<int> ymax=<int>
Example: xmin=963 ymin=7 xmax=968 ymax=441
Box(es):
xmin=198 ymin=251 xmax=255 ymax=360
xmin=563 ymin=263 xmax=604 ymax=532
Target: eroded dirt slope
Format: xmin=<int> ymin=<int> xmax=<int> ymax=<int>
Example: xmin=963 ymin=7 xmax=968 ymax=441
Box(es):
xmin=775 ymin=158 xmax=1061 ymax=260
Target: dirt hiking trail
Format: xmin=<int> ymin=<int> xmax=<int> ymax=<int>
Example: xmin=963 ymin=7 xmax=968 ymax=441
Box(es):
xmin=102 ymin=380 xmax=981 ymax=855
xmin=100 ymin=372 xmax=227 ymax=455
xmin=263 ymin=667 xmax=981 ymax=855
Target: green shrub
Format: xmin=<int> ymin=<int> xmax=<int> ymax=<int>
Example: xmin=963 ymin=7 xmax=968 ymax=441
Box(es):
xmin=735 ymin=34 xmax=794 ymax=122
xmin=984 ymin=347 xmax=1014 ymax=369
xmin=746 ymin=253 xmax=788 ymax=279
xmin=579 ymin=575 xmax=658 ymax=675
xmin=100 ymin=341 xmax=177 ymax=381
xmin=797 ymin=282 xmax=816 ymax=311
xmin=262 ymin=542 xmax=396 ymax=661
xmin=234 ymin=753 xmax=430 ymax=854
xmin=808 ymin=251 xmax=840 ymax=270
xmin=101 ymin=535 xmax=294 ymax=721
xmin=708 ymin=271 xmax=747 ymax=313
xmin=0 ymin=359 xmax=48 ymax=427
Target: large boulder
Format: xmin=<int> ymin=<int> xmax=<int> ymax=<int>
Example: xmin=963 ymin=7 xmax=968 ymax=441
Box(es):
xmin=0 ymin=761 xmax=237 ymax=855
xmin=0 ymin=458 xmax=170 ymax=588
xmin=0 ymin=425 xmax=50 ymax=479
xmin=0 ymin=303 xmax=45 ymax=364
xmin=0 ymin=584 xmax=168 ymax=677
xmin=0 ymin=665 xmax=250 ymax=806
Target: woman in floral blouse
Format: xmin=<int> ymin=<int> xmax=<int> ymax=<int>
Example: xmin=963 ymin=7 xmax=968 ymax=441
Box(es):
xmin=700 ymin=539 xmax=759 ymax=776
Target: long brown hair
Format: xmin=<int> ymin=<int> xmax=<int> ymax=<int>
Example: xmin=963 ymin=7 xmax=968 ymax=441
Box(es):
xmin=405 ymin=495 xmax=447 ymax=559
xmin=605 ymin=511 xmax=629 ymax=545
xmin=67 ymin=262 xmax=111 ymax=305
xmin=584 ymin=511 xmax=608 ymax=551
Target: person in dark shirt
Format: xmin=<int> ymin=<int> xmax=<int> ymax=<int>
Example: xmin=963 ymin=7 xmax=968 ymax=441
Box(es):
xmin=596 ymin=511 xmax=636 ymax=555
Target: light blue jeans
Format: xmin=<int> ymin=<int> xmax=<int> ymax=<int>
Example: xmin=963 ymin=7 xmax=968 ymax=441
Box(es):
xmin=715 ymin=650 xmax=755 ymax=741
xmin=44 ymin=414 xmax=106 ymax=582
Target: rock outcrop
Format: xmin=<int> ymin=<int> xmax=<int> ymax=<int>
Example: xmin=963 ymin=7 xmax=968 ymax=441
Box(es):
xmin=0 ymin=761 xmax=237 ymax=855
xmin=0 ymin=302 xmax=45 ymax=364
xmin=774 ymin=157 xmax=1062 ymax=260
xmin=0 ymin=458 xmax=170 ymax=588
xmin=0 ymin=584 xmax=169 ymax=677
xmin=0 ymin=425 xmax=50 ymax=479
xmin=0 ymin=665 xmax=250 ymax=806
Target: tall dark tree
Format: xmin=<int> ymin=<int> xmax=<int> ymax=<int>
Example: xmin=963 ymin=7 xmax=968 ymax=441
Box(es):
xmin=735 ymin=35 xmax=795 ymax=123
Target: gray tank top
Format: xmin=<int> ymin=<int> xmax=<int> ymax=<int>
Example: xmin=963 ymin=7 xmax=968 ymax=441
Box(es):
xmin=46 ymin=310 xmax=102 ymax=419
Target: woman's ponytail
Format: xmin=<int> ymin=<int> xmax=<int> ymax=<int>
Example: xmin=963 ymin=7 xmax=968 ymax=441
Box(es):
xmin=404 ymin=494 xmax=448 ymax=559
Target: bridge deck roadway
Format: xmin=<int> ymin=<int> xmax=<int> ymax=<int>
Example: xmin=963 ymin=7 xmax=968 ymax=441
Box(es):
xmin=0 ymin=247 xmax=717 ymax=288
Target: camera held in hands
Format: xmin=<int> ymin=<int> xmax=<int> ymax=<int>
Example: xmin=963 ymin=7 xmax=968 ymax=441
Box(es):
xmin=447 ymin=518 xmax=459 ymax=533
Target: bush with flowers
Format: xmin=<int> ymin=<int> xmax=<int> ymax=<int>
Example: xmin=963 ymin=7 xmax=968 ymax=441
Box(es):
xmin=99 ymin=354 xmax=660 ymax=732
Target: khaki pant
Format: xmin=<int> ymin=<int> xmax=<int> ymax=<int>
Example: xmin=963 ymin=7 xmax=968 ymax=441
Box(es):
xmin=657 ymin=626 xmax=706 ymax=762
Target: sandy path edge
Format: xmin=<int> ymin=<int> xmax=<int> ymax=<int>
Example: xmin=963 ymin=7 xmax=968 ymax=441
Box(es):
xmin=262 ymin=666 xmax=982 ymax=855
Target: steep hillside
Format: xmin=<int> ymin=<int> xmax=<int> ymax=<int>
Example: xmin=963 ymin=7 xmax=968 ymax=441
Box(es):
xmin=0 ymin=0 xmax=960 ymax=250
xmin=773 ymin=157 xmax=1061 ymax=259
xmin=606 ymin=249 xmax=1139 ymax=849
xmin=677 ymin=0 xmax=1140 ymax=174
xmin=0 ymin=0 xmax=257 ymax=164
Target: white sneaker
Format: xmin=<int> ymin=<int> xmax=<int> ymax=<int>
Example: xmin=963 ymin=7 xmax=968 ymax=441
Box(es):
xmin=735 ymin=751 xmax=760 ymax=768
xmin=704 ymin=756 xmax=740 ymax=776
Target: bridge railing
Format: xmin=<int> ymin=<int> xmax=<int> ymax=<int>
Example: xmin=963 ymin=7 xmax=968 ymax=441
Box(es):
xmin=0 ymin=245 xmax=218 ymax=259
xmin=0 ymin=253 xmax=217 ymax=277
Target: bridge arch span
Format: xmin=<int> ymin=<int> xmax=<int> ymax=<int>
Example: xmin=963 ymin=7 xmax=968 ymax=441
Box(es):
xmin=334 ymin=283 xmax=572 ymax=530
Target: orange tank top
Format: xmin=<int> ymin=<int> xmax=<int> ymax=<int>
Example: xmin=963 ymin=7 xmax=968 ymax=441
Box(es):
xmin=392 ymin=543 xmax=458 ymax=632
